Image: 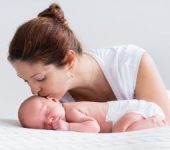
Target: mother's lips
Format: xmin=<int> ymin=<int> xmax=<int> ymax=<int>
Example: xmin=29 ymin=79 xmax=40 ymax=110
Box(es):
xmin=46 ymin=96 xmax=59 ymax=102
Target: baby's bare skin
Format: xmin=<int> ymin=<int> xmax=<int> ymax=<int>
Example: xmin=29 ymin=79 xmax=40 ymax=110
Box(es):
xmin=18 ymin=96 xmax=167 ymax=133
xmin=63 ymin=101 xmax=112 ymax=133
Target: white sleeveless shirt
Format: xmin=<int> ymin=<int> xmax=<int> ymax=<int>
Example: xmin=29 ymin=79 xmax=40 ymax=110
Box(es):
xmin=61 ymin=45 xmax=145 ymax=102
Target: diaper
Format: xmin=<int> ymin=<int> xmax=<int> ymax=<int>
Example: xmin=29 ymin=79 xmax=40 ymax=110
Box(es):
xmin=105 ymin=100 xmax=165 ymax=125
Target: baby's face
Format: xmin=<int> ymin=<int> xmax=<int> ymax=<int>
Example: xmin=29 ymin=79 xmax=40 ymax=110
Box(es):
xmin=21 ymin=97 xmax=65 ymax=129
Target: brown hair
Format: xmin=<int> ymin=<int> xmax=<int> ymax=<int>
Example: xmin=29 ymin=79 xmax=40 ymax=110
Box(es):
xmin=8 ymin=3 xmax=82 ymax=66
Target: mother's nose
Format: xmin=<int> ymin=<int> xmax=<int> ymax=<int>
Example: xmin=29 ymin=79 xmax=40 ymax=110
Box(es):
xmin=29 ymin=82 xmax=41 ymax=95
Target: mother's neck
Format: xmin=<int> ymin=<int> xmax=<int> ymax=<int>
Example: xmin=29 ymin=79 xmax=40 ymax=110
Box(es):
xmin=69 ymin=53 xmax=103 ymax=98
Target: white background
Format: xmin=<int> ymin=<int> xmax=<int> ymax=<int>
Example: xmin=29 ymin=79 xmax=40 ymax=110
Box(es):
xmin=0 ymin=0 xmax=170 ymax=119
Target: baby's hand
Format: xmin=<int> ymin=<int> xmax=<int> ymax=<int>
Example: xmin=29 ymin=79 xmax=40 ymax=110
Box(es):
xmin=52 ymin=119 xmax=69 ymax=131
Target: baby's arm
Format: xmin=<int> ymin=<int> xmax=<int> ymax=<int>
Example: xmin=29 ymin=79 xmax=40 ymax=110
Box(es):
xmin=52 ymin=109 xmax=100 ymax=133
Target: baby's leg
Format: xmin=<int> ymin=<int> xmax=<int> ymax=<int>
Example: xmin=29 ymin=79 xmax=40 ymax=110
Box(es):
xmin=126 ymin=116 xmax=167 ymax=132
xmin=112 ymin=112 xmax=144 ymax=132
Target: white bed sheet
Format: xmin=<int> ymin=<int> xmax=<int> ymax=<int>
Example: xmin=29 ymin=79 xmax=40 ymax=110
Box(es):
xmin=0 ymin=119 xmax=170 ymax=150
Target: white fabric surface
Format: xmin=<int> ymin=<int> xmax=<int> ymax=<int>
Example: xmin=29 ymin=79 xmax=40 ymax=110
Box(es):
xmin=89 ymin=44 xmax=145 ymax=100
xmin=0 ymin=119 xmax=170 ymax=150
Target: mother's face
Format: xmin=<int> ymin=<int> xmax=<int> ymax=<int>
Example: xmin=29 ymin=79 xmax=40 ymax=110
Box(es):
xmin=12 ymin=60 xmax=71 ymax=99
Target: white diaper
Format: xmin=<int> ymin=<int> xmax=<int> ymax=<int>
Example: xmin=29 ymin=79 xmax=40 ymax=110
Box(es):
xmin=105 ymin=100 xmax=165 ymax=125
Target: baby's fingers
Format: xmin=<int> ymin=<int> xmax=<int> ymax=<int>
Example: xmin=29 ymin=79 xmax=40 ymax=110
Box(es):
xmin=51 ymin=118 xmax=61 ymax=130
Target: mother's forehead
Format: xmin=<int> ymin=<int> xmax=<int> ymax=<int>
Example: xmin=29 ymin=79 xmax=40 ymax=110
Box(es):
xmin=13 ymin=60 xmax=50 ymax=72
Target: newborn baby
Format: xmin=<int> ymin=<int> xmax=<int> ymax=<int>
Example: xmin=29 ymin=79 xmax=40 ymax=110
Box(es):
xmin=18 ymin=96 xmax=166 ymax=133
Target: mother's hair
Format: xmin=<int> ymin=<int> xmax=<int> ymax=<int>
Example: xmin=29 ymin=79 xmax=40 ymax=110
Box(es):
xmin=8 ymin=3 xmax=82 ymax=67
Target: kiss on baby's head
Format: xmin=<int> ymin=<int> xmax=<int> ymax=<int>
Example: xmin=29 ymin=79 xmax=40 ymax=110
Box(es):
xmin=18 ymin=96 xmax=65 ymax=129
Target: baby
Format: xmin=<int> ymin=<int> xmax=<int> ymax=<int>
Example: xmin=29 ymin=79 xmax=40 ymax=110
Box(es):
xmin=18 ymin=96 xmax=166 ymax=133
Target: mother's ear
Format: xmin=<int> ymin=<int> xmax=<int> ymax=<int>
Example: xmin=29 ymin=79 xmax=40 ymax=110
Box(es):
xmin=65 ymin=50 xmax=77 ymax=70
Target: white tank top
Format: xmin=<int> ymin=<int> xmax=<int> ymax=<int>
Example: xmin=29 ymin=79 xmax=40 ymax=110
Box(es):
xmin=61 ymin=44 xmax=145 ymax=102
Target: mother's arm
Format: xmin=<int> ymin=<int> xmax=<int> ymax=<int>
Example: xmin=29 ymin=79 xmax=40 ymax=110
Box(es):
xmin=135 ymin=52 xmax=170 ymax=123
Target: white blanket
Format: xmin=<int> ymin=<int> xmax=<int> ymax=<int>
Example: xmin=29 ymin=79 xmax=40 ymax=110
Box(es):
xmin=0 ymin=119 xmax=170 ymax=150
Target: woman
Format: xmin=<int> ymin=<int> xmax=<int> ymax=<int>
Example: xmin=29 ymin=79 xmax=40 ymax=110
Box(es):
xmin=8 ymin=3 xmax=170 ymax=131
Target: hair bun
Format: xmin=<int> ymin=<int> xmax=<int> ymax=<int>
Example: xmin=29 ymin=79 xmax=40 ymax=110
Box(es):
xmin=38 ymin=3 xmax=66 ymax=25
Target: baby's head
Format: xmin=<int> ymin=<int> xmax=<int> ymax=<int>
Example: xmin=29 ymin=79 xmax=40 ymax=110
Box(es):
xmin=18 ymin=96 xmax=65 ymax=129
